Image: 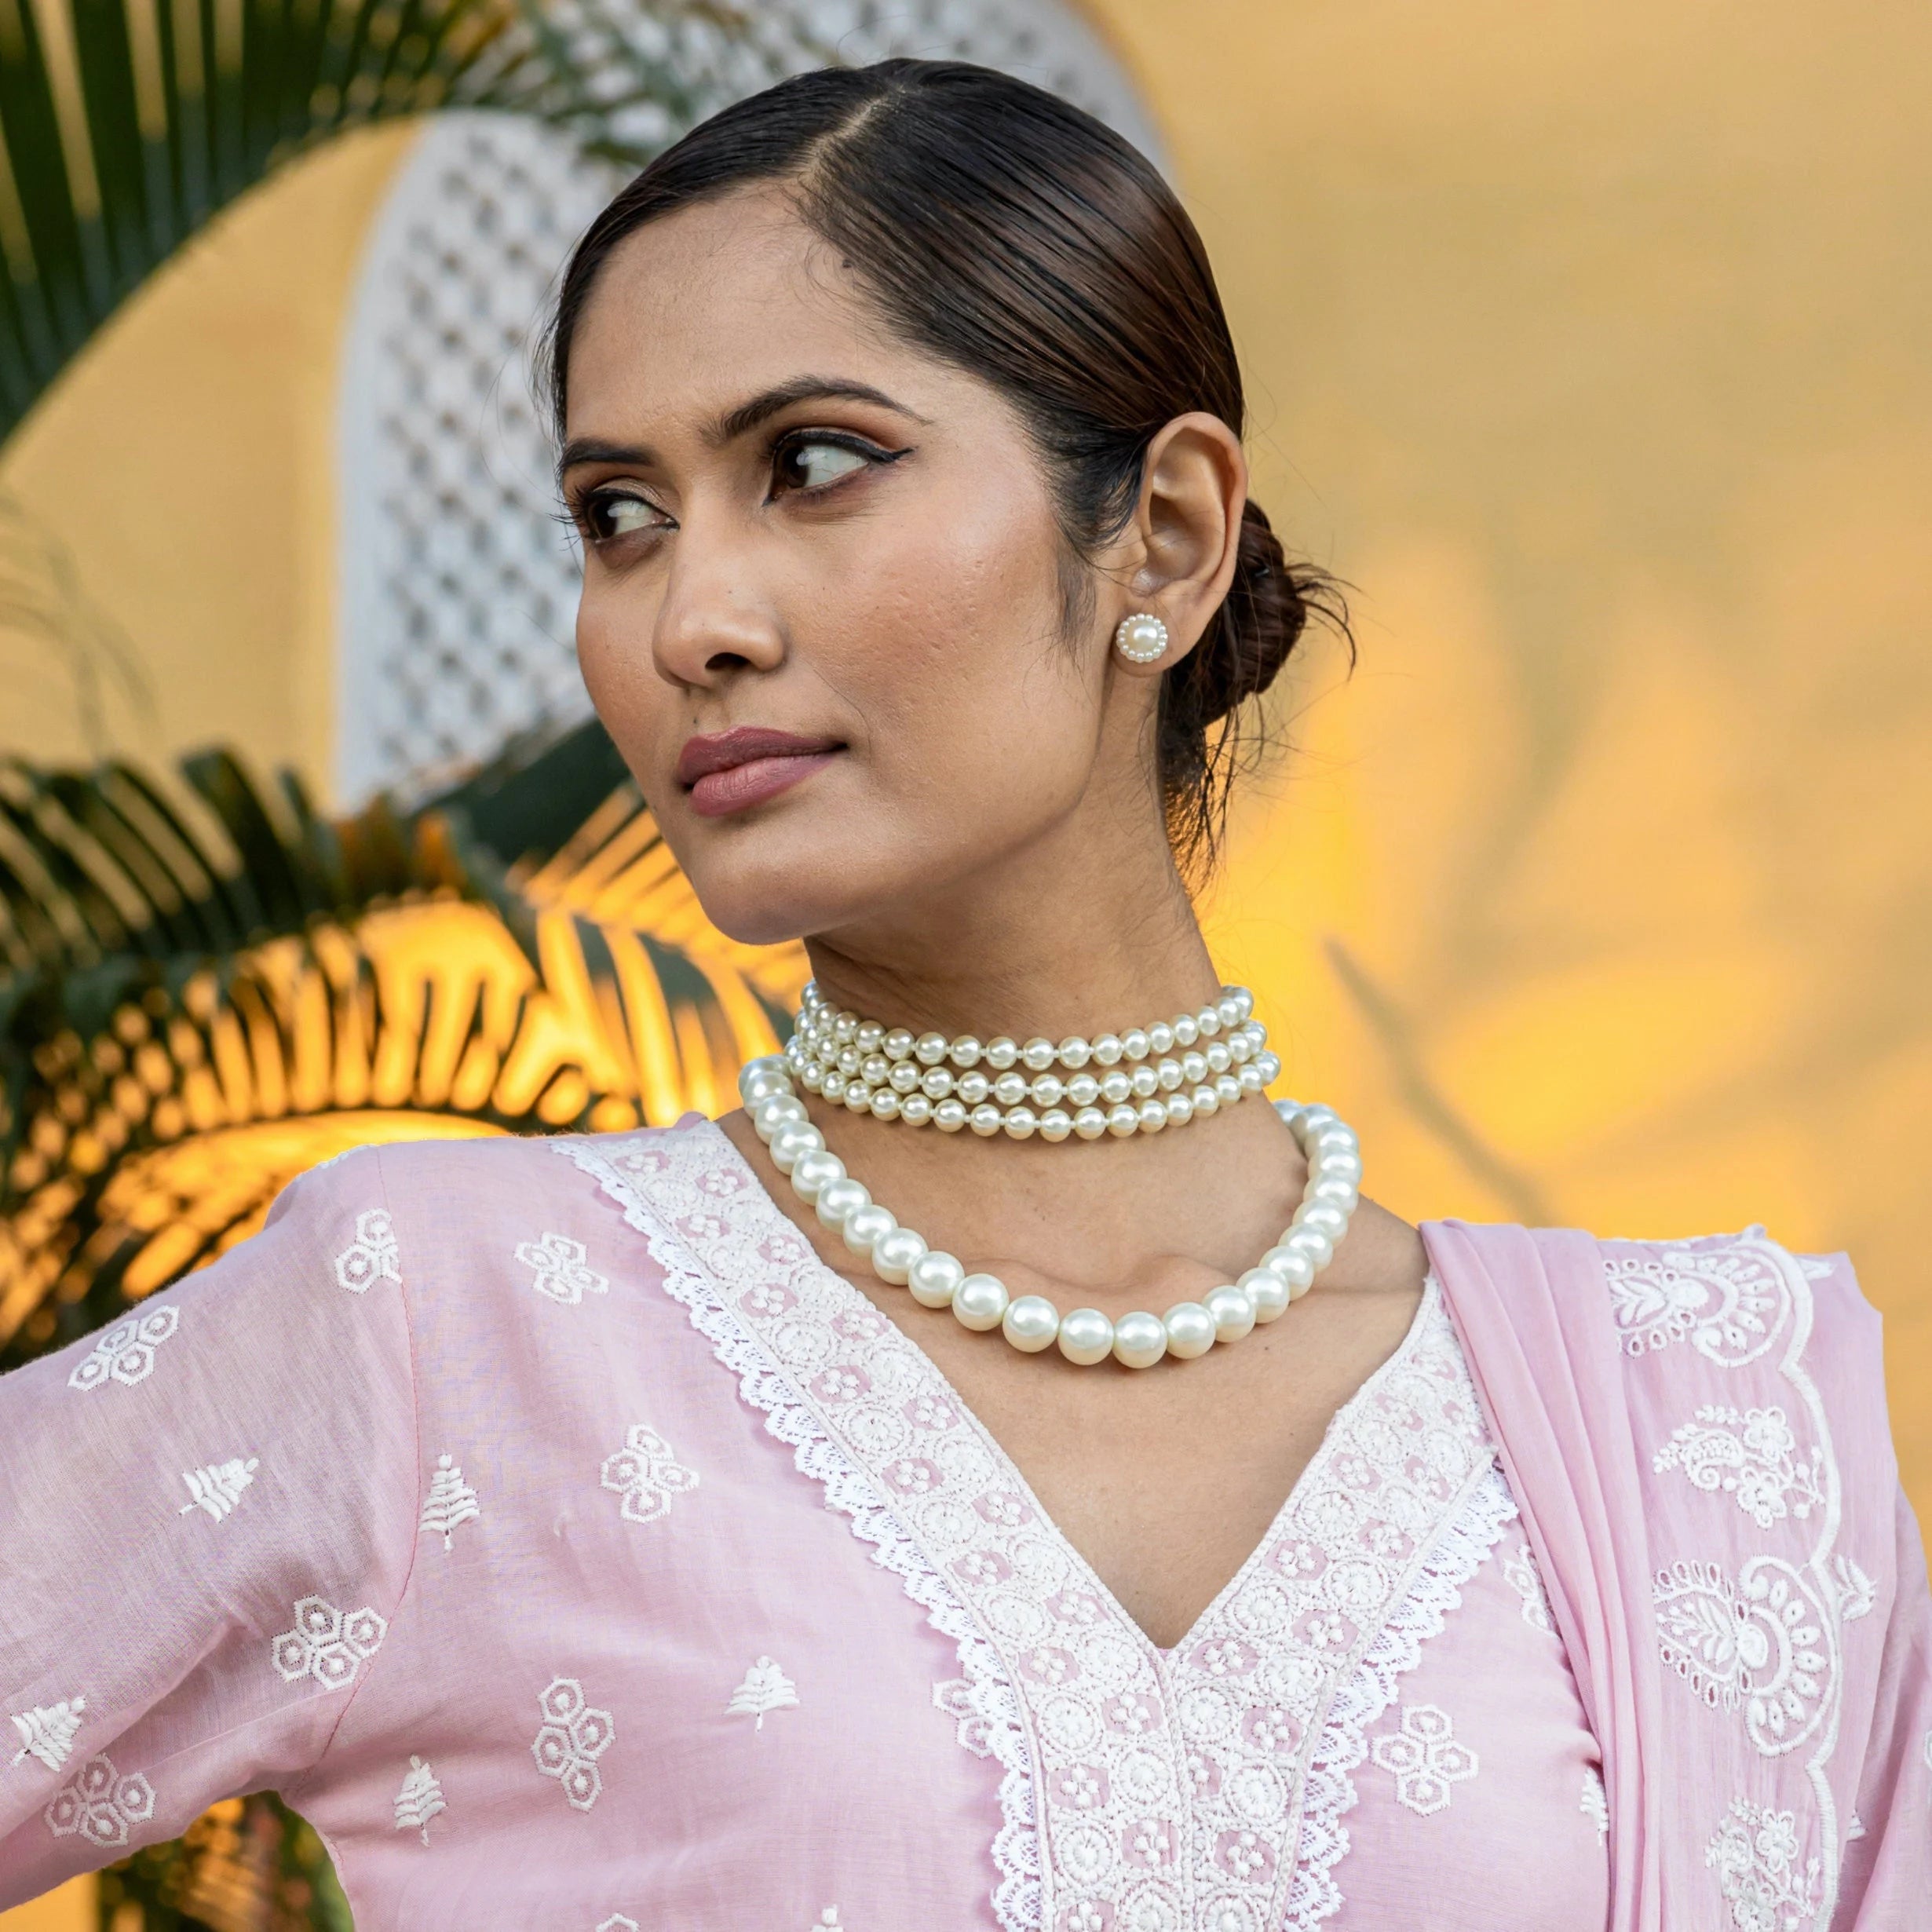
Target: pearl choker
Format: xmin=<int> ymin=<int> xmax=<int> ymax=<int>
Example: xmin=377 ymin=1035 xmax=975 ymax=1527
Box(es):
xmin=736 ymin=1054 xmax=1362 ymax=1369
xmin=787 ymin=982 xmax=1284 ymax=1143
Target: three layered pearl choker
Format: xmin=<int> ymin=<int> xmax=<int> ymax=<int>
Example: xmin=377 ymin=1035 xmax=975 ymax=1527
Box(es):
xmin=739 ymin=983 xmax=1363 ymax=1371
xmin=787 ymin=981 xmax=1284 ymax=1141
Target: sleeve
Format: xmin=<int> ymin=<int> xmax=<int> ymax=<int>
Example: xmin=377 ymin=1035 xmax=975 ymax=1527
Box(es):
xmin=1835 ymin=1488 xmax=1932 ymax=1923
xmin=0 ymin=1147 xmax=420 ymax=1905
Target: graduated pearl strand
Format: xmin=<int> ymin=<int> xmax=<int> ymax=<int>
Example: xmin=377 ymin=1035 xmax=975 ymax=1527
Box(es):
xmin=737 ymin=1056 xmax=1363 ymax=1369
xmin=787 ymin=982 xmax=1284 ymax=1143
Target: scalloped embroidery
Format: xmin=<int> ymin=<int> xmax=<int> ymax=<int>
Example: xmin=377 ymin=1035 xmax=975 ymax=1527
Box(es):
xmin=557 ymin=1124 xmax=1515 ymax=1932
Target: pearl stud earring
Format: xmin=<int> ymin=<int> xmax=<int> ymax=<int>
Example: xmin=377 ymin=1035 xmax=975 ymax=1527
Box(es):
xmin=1113 ymin=612 xmax=1169 ymax=664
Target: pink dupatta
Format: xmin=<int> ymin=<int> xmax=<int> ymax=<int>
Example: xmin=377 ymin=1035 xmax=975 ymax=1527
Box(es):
xmin=1423 ymin=1218 xmax=1932 ymax=1930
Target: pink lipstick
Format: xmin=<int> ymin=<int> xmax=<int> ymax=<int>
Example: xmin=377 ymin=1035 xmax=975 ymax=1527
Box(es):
xmin=676 ymin=727 xmax=842 ymax=818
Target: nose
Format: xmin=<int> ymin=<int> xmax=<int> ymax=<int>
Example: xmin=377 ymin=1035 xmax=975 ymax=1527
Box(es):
xmin=650 ymin=514 xmax=787 ymax=691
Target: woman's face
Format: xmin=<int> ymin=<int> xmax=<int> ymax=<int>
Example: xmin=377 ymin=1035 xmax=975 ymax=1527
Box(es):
xmin=563 ymin=185 xmax=1147 ymax=949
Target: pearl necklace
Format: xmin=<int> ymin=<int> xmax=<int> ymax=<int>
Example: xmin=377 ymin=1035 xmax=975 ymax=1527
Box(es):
xmin=737 ymin=1056 xmax=1362 ymax=1369
xmin=787 ymin=982 xmax=1284 ymax=1142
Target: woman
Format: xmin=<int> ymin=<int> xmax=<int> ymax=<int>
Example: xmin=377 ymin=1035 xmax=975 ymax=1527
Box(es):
xmin=2 ymin=59 xmax=1924 ymax=1932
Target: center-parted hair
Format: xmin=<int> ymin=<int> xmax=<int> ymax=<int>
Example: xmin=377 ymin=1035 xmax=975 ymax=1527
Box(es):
xmin=546 ymin=58 xmax=1348 ymax=874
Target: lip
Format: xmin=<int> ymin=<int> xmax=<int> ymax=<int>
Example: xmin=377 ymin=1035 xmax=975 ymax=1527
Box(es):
xmin=676 ymin=726 xmax=844 ymax=819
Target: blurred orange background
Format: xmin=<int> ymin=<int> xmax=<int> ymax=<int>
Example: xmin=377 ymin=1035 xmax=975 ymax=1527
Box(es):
xmin=3 ymin=2 xmax=1927 ymax=1919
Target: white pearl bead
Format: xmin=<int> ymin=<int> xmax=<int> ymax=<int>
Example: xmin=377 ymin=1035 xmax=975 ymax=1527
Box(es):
xmin=1205 ymin=1283 xmax=1256 ymax=1342
xmin=1003 ymin=1107 xmax=1039 ymax=1139
xmin=867 ymin=1090 xmax=900 ymax=1121
xmin=1121 ymin=1028 xmax=1149 ymax=1061
xmin=1073 ymin=1107 xmax=1108 ymax=1140
xmin=1067 ymin=1073 xmax=1101 ymax=1106
xmin=1091 ymin=1034 xmax=1123 ymax=1066
xmin=1112 ymin=1310 xmax=1168 ymax=1368
xmin=992 ymin=1072 xmax=1028 ymax=1106
xmin=1021 ymin=1037 xmax=1057 ymax=1072
xmin=1099 ymin=1069 xmax=1131 ymax=1105
xmin=1214 ymin=1074 xmax=1242 ymax=1106
xmin=1002 ymin=1295 xmax=1061 ymax=1352
xmin=737 ymin=1055 xmax=790 ymax=1101
xmin=1057 ymin=1036 xmax=1091 ymax=1069
xmin=951 ymin=1035 xmax=982 ymax=1068
xmin=953 ymin=1274 xmax=1010 ymax=1331
xmin=1260 ymin=1245 xmax=1317 ymax=1290
xmin=1156 ymin=1060 xmax=1183 ymax=1092
xmin=1315 ymin=1149 xmax=1362 ymax=1181
xmin=855 ymin=1021 xmax=883 ymax=1053
xmin=970 ymin=1104 xmax=1003 ymax=1137
xmin=1311 ymin=1176 xmax=1358 ymax=1210
xmin=833 ymin=1011 xmax=858 ymax=1041
xmin=914 ymin=1032 xmax=948 ymax=1065
xmin=1295 ymin=1201 xmax=1349 ymax=1241
xmin=1286 ymin=1226 xmax=1335 ymax=1269
xmin=1191 ymin=1084 xmax=1219 ymax=1117
xmin=1057 ymin=1307 xmax=1116 ymax=1365
xmin=799 ymin=1063 xmax=824 ymax=1093
xmin=1130 ymin=1065 xmax=1160 ymax=1100
xmin=933 ymin=1098 xmax=968 ymax=1132
xmin=1039 ymin=1108 xmax=1073 ymax=1142
xmin=1229 ymin=987 xmax=1255 ymax=1022
xmin=1242 ymin=1267 xmax=1291 ymax=1323
xmin=1196 ymin=1006 xmax=1222 ymax=1038
xmin=821 ymin=1072 xmax=847 ymax=1102
xmin=921 ymin=1068 xmax=955 ymax=1099
xmin=888 ymin=1061 xmax=921 ymax=1094
xmin=1030 ymin=1072 xmax=1065 ymax=1108
xmin=860 ymin=1052 xmax=889 ymax=1084
xmin=1236 ymin=1063 xmax=1264 ymax=1095
xmin=843 ymin=1083 xmax=871 ymax=1112
xmin=1148 ymin=1021 xmax=1174 ymax=1055
xmin=1255 ymin=1051 xmax=1282 ymax=1085
xmin=1204 ymin=1041 xmax=1233 ymax=1074
xmin=957 ymin=1071 xmax=992 ymax=1105
xmin=1225 ymin=1029 xmax=1252 ymax=1065
xmin=908 ymin=1251 xmax=965 ymax=1308
xmin=1217 ymin=993 xmax=1243 ymax=1028
xmin=984 ymin=1037 xmax=1019 ymax=1070
xmin=1163 ymin=1092 xmax=1193 ymax=1127
xmin=751 ymin=1094 xmax=805 ymax=1137
xmin=789 ymin=1149 xmax=845 ymax=1201
xmin=769 ymin=1123 xmax=824 ymax=1172
xmin=1106 ymin=1104 xmax=1140 ymax=1138
xmin=815 ymin=1177 xmax=871 ymax=1229
xmin=1163 ymin=1302 xmax=1218 ymax=1359
xmin=871 ymin=1227 xmax=927 ymax=1284
xmin=842 ymin=1202 xmax=896 ymax=1254
xmin=1137 ymin=1098 xmax=1167 ymax=1134
xmin=883 ymin=1028 xmax=914 ymax=1061
xmin=899 ymin=1093 xmax=933 ymax=1127
xmin=1173 ymin=1014 xmax=1199 ymax=1046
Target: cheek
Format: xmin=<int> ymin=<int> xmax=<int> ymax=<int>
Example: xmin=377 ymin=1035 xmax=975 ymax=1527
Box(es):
xmin=575 ymin=575 xmax=673 ymax=772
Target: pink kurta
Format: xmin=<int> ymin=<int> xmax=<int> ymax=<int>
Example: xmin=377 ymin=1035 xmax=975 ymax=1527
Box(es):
xmin=0 ymin=1119 xmax=1923 ymax=1930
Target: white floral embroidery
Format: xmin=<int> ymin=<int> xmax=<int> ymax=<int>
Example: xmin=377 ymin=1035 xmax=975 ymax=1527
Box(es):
xmin=531 ymin=1676 xmax=614 ymax=1810
xmin=1845 ymin=1811 xmax=1864 ymax=1840
xmin=1605 ymin=1238 xmax=1791 ymax=1364
xmin=727 ymin=1656 xmax=799 ymax=1729
xmin=269 ymin=1596 xmax=388 ymax=1689
xmin=1831 ymin=1554 xmax=1875 ymax=1623
xmin=515 ymin=1230 xmax=609 ymax=1305
xmin=597 ymin=1919 xmax=639 ymax=1932
xmin=419 ymin=1454 xmax=481 ymax=1550
xmin=1705 ymin=1797 xmax=1821 ymax=1930
xmin=1502 ymin=1541 xmax=1555 ymax=1633
xmin=1653 ymin=1558 xmax=1832 ymax=1754
xmin=1581 ymin=1765 xmax=1609 ymax=1842
xmin=601 ymin=1424 xmax=698 ymax=1524
xmin=178 ymin=1457 xmax=258 ymax=1522
xmin=557 ymin=1126 xmax=1515 ymax=1932
xmin=67 ymin=1306 xmax=179 ymax=1391
xmin=1370 ymin=1704 xmax=1477 ymax=1815
xmin=1653 ymin=1406 xmax=1824 ymax=1529
xmin=334 ymin=1209 xmax=400 ymax=1292
xmin=811 ymin=1914 xmax=843 ymax=1930
xmin=393 ymin=1755 xmax=444 ymax=1844
xmin=43 ymin=1754 xmax=155 ymax=1847
xmin=10 ymin=1697 xmax=86 ymax=1772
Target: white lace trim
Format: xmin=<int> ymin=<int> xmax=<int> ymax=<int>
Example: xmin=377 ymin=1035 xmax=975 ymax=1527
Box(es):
xmin=554 ymin=1130 xmax=1039 ymax=1930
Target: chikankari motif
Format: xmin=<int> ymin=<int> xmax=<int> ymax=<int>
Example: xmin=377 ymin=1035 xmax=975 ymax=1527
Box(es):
xmin=178 ymin=1457 xmax=259 ymax=1522
xmin=393 ymin=1755 xmax=445 ymax=1844
xmin=334 ymin=1209 xmax=400 ymax=1293
xmin=1502 ymin=1541 xmax=1556 ymax=1634
xmin=42 ymin=1754 xmax=156 ymax=1848
xmin=1704 ymin=1798 xmax=1821 ymax=1931
xmin=601 ymin=1423 xmax=698 ymax=1524
xmin=1370 ymin=1704 xmax=1478 ymax=1816
xmin=1831 ymin=1555 xmax=1876 ymax=1623
xmin=10 ymin=1697 xmax=86 ymax=1772
xmin=419 ymin=1454 xmax=481 ymax=1550
xmin=1605 ymin=1237 xmax=1792 ymax=1365
xmin=531 ymin=1677 xmax=615 ymax=1811
xmin=1580 ymin=1766 xmax=1609 ymax=1843
xmin=1653 ymin=1558 xmax=1833 ymax=1754
xmin=270 ymin=1597 xmax=388 ymax=1689
xmin=559 ymin=1126 xmax=1517 ymax=1932
xmin=1652 ymin=1406 xmax=1824 ymax=1530
xmin=727 ymin=1657 xmax=798 ymax=1730
xmin=597 ymin=1919 xmax=640 ymax=1931
xmin=67 ymin=1306 xmax=179 ymax=1392
xmin=515 ymin=1231 xmax=609 ymax=1306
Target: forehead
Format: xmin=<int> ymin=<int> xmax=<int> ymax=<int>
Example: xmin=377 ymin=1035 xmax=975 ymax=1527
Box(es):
xmin=564 ymin=185 xmax=906 ymax=433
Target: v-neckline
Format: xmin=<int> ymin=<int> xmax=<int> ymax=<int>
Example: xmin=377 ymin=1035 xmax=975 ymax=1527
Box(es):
xmin=696 ymin=1116 xmax=1445 ymax=1664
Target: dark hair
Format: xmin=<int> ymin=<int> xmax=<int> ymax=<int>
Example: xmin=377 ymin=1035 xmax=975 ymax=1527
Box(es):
xmin=546 ymin=59 xmax=1349 ymax=875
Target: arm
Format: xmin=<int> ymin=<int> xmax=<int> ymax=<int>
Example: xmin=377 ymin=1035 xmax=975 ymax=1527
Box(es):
xmin=0 ymin=1149 xmax=418 ymax=1905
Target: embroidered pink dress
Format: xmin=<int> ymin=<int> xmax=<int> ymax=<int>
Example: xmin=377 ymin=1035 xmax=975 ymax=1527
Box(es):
xmin=1 ymin=1120 xmax=1926 ymax=1929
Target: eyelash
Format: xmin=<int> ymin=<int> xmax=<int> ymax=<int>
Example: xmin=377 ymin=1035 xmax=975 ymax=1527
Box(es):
xmin=572 ymin=429 xmax=908 ymax=548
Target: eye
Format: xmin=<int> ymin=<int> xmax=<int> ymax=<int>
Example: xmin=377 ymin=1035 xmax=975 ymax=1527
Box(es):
xmin=772 ymin=434 xmax=877 ymax=495
xmin=582 ymin=490 xmax=668 ymax=542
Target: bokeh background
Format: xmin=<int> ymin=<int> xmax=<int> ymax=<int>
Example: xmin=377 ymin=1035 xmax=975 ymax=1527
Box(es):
xmin=3 ymin=0 xmax=1927 ymax=1923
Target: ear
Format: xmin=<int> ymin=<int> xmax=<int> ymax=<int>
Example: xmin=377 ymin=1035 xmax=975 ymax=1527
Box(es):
xmin=1095 ymin=411 xmax=1247 ymax=679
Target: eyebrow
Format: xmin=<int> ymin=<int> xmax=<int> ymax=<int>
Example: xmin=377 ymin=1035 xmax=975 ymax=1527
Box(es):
xmin=557 ymin=375 xmax=926 ymax=478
